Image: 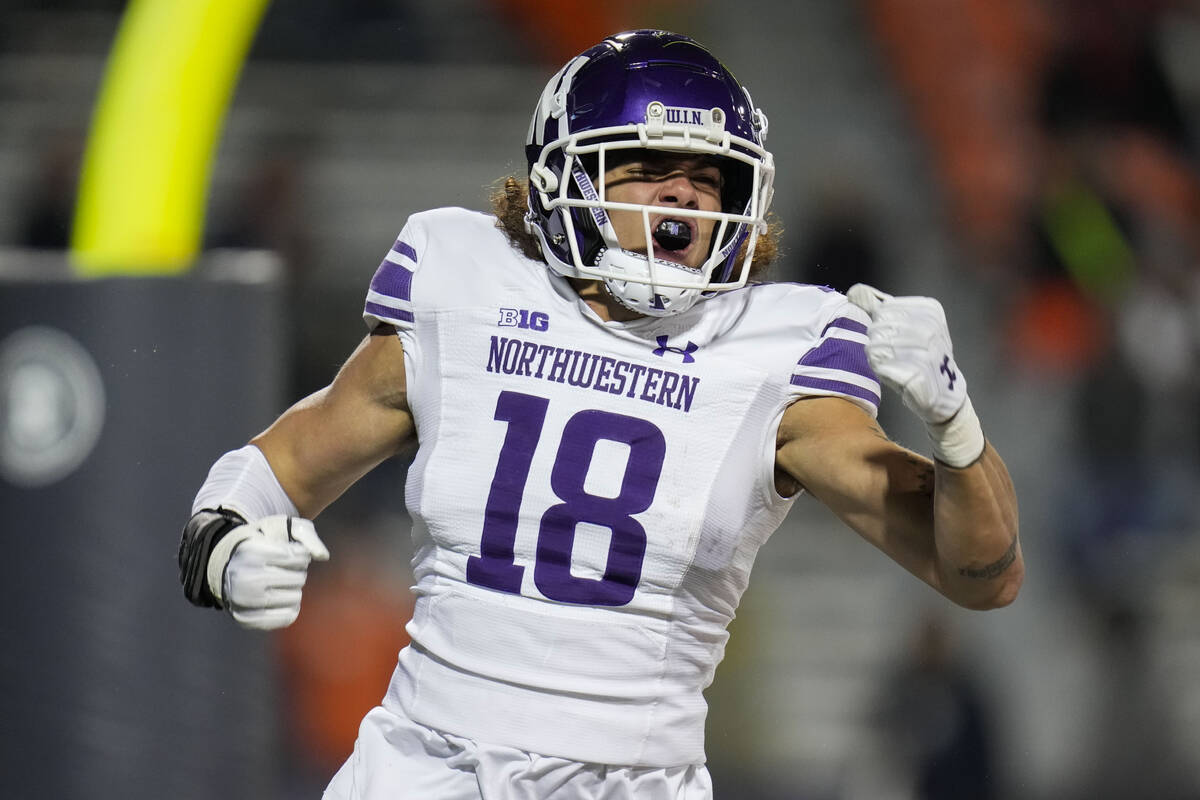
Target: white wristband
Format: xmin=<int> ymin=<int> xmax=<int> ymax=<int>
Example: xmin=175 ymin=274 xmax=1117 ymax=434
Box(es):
xmin=192 ymin=444 xmax=299 ymax=521
xmin=926 ymin=396 xmax=985 ymax=468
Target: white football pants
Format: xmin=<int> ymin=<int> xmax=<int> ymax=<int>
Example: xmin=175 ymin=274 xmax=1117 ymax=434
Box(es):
xmin=323 ymin=704 xmax=713 ymax=800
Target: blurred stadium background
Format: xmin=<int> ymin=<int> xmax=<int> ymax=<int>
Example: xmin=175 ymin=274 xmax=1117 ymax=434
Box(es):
xmin=2 ymin=1 xmax=1200 ymax=798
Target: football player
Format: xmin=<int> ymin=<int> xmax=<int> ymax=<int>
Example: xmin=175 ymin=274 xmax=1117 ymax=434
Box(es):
xmin=178 ymin=30 xmax=1021 ymax=799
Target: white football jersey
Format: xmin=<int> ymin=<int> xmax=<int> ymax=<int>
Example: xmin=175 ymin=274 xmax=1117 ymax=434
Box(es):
xmin=362 ymin=207 xmax=879 ymax=767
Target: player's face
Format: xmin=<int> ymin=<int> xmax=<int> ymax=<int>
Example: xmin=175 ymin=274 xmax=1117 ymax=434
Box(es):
xmin=602 ymin=152 xmax=723 ymax=270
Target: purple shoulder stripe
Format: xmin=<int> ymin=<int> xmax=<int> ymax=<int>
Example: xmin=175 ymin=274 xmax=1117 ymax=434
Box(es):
xmin=371 ymin=260 xmax=413 ymax=302
xmin=797 ymin=337 xmax=873 ymax=378
xmin=392 ymin=240 xmax=418 ymax=262
xmin=364 ymin=300 xmax=414 ymax=323
xmin=789 ymin=375 xmax=880 ymax=407
xmin=820 ymin=316 xmax=868 ymax=337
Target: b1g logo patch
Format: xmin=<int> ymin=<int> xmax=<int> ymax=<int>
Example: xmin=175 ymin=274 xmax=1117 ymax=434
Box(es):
xmin=498 ymin=308 xmax=550 ymax=332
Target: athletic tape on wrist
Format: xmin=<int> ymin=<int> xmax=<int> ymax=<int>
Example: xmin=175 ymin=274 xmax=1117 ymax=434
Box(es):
xmin=192 ymin=444 xmax=299 ymax=521
xmin=926 ymin=396 xmax=985 ymax=468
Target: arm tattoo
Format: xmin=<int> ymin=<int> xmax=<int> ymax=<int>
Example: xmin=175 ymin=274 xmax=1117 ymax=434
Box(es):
xmin=908 ymin=454 xmax=934 ymax=496
xmin=958 ymin=535 xmax=1018 ymax=579
xmin=872 ymin=421 xmax=933 ymax=494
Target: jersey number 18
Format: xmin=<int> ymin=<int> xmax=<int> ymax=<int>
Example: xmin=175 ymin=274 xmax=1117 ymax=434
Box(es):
xmin=466 ymin=390 xmax=665 ymax=606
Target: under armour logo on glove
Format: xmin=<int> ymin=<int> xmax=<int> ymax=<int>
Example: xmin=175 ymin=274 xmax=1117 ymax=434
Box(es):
xmin=653 ymin=336 xmax=698 ymax=363
xmin=940 ymin=355 xmax=957 ymax=390
xmin=846 ymin=283 xmax=968 ymax=425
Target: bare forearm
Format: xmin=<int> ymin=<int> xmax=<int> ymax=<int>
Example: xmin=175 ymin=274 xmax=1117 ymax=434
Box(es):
xmin=777 ymin=398 xmax=1022 ymax=610
xmin=251 ymin=333 xmax=416 ymax=519
xmin=252 ymin=391 xmax=394 ymax=518
xmin=855 ymin=433 xmax=1022 ymax=609
xmin=930 ymin=442 xmax=1022 ymax=609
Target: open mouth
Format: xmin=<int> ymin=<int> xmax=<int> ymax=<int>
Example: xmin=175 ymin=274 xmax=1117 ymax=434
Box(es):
xmin=650 ymin=218 xmax=696 ymax=264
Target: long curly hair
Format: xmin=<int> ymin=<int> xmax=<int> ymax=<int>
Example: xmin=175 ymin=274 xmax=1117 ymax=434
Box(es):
xmin=489 ymin=176 xmax=782 ymax=281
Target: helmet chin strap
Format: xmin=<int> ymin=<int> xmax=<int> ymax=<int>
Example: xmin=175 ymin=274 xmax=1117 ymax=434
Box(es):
xmin=596 ymin=248 xmax=704 ymax=317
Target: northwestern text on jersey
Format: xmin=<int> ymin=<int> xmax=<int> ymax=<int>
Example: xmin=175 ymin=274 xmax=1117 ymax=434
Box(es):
xmin=486 ymin=335 xmax=699 ymax=413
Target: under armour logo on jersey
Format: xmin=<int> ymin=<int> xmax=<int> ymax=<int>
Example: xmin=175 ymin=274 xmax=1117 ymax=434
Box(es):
xmin=940 ymin=355 xmax=957 ymax=390
xmin=652 ymin=335 xmax=698 ymax=363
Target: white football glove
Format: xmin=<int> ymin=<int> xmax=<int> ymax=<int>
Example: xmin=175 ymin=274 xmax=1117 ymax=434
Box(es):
xmin=207 ymin=515 xmax=329 ymax=630
xmin=847 ymin=283 xmax=984 ymax=467
xmin=846 ymin=283 xmax=966 ymax=424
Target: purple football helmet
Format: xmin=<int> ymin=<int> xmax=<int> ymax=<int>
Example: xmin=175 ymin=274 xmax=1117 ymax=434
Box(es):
xmin=524 ymin=30 xmax=775 ymax=316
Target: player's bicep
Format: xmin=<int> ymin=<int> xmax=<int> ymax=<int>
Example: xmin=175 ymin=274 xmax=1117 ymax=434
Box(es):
xmin=251 ymin=331 xmax=415 ymax=517
xmin=776 ymin=396 xmax=941 ymax=586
